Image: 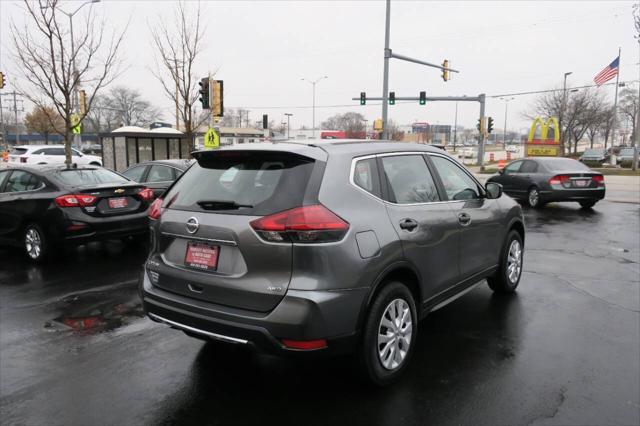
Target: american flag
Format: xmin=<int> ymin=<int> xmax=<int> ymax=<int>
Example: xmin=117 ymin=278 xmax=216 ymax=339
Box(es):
xmin=593 ymin=56 xmax=619 ymax=86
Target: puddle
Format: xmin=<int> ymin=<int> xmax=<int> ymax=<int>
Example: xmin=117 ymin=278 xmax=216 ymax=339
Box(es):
xmin=46 ymin=285 xmax=144 ymax=334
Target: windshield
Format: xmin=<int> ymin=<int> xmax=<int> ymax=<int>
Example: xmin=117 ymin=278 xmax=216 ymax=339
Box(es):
xmin=543 ymin=158 xmax=590 ymax=172
xmin=163 ymin=151 xmax=315 ymax=216
xmin=583 ymin=149 xmax=603 ymax=156
xmin=619 ymin=148 xmax=635 ymax=156
xmin=55 ymin=169 xmax=130 ymax=186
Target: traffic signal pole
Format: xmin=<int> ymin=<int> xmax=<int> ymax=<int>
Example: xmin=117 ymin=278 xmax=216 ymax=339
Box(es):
xmin=478 ymin=94 xmax=486 ymax=170
xmin=379 ymin=0 xmax=458 ymax=140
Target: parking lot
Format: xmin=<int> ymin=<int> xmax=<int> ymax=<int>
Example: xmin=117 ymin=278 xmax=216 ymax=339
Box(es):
xmin=1 ymin=197 xmax=638 ymax=426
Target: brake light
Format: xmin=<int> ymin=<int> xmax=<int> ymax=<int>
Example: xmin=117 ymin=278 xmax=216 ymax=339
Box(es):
xmin=250 ymin=204 xmax=349 ymax=243
xmin=20 ymin=157 xmax=27 ymax=163
xmin=592 ymin=175 xmax=605 ymax=187
xmin=148 ymin=198 xmax=163 ymax=220
xmin=549 ymin=174 xmax=570 ymax=185
xmin=138 ymin=187 xmax=154 ymax=201
xmin=281 ymin=339 xmax=328 ymax=350
xmin=55 ymin=194 xmax=97 ymax=207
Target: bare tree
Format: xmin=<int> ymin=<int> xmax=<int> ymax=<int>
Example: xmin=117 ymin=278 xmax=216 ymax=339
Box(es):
xmin=618 ymin=88 xmax=639 ymax=145
xmin=24 ymin=105 xmax=64 ymax=143
xmin=85 ymin=94 xmax=121 ymax=133
xmin=320 ymin=112 xmax=366 ymax=137
xmin=10 ymin=0 xmax=126 ymax=166
xmin=149 ymin=1 xmax=206 ymax=152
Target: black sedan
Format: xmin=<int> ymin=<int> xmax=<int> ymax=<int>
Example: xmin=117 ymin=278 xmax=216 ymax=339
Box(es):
xmin=487 ymin=157 xmax=605 ymax=209
xmin=0 ymin=165 xmax=154 ymax=261
xmin=122 ymin=159 xmax=193 ymax=199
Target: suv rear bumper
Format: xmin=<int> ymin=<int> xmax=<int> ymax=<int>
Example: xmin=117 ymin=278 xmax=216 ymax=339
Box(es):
xmin=139 ymin=270 xmax=368 ymax=356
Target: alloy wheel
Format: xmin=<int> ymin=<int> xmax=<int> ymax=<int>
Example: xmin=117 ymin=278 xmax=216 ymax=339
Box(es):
xmin=528 ymin=188 xmax=539 ymax=207
xmin=25 ymin=228 xmax=42 ymax=260
xmin=507 ymin=239 xmax=522 ymax=284
xmin=377 ymin=298 xmax=413 ymax=370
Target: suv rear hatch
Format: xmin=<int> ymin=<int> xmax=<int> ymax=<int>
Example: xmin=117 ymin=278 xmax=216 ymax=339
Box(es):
xmin=151 ymin=149 xmax=322 ymax=312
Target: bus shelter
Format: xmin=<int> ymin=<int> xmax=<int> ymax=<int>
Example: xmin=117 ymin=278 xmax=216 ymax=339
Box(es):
xmin=99 ymin=126 xmax=190 ymax=172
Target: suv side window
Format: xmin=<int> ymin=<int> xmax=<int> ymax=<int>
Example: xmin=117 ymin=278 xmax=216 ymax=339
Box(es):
xmin=520 ymin=160 xmax=538 ymax=173
xmin=504 ymin=160 xmax=523 ymax=174
xmin=430 ymin=155 xmax=481 ymax=201
xmin=47 ymin=148 xmax=65 ymax=156
xmin=5 ymin=171 xmax=42 ymax=192
xmin=381 ymin=155 xmax=440 ymax=204
xmin=353 ymin=158 xmax=382 ymax=198
xmin=32 ymin=149 xmax=46 ymax=155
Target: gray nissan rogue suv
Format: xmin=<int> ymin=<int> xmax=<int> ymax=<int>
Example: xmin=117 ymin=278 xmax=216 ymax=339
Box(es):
xmin=139 ymin=141 xmax=525 ymax=385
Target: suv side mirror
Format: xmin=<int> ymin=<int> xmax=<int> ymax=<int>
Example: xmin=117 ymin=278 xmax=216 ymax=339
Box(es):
xmin=486 ymin=182 xmax=503 ymax=199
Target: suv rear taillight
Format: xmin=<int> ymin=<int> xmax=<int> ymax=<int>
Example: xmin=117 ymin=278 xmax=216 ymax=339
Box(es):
xmin=592 ymin=175 xmax=605 ymax=187
xmin=20 ymin=157 xmax=27 ymax=163
xmin=55 ymin=194 xmax=97 ymax=207
xmin=250 ymin=204 xmax=349 ymax=243
xmin=549 ymin=174 xmax=570 ymax=185
xmin=148 ymin=198 xmax=163 ymax=220
xmin=138 ymin=187 xmax=154 ymax=201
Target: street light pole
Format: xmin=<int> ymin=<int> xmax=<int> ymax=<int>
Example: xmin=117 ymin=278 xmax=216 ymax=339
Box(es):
xmin=453 ymin=101 xmax=458 ymax=151
xmin=302 ymin=76 xmax=327 ymax=138
xmin=561 ymin=71 xmax=572 ymax=156
xmin=285 ymin=113 xmax=293 ymax=140
xmin=500 ymin=97 xmax=515 ymax=148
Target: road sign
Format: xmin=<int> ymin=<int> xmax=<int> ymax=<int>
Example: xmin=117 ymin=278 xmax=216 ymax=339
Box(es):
xmin=71 ymin=114 xmax=81 ymax=135
xmin=204 ymin=127 xmax=219 ymax=150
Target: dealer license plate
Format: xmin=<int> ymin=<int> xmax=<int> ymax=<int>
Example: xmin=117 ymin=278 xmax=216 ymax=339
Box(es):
xmin=185 ymin=242 xmax=219 ymax=271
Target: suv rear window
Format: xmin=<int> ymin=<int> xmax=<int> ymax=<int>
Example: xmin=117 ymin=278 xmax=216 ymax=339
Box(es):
xmin=55 ymin=169 xmax=130 ymax=186
xmin=164 ymin=151 xmax=316 ymax=216
xmin=10 ymin=148 xmax=28 ymax=155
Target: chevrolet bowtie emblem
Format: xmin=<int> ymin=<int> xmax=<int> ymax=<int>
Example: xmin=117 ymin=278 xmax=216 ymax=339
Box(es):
xmin=114 ymin=189 xmax=125 ymax=194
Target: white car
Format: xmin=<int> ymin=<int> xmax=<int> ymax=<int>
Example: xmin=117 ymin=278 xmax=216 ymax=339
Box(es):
xmin=7 ymin=145 xmax=102 ymax=166
xmin=462 ymin=147 xmax=475 ymax=158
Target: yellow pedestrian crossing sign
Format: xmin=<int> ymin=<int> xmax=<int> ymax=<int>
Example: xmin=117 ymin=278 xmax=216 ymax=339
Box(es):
xmin=204 ymin=127 xmax=219 ymax=149
xmin=71 ymin=114 xmax=81 ymax=135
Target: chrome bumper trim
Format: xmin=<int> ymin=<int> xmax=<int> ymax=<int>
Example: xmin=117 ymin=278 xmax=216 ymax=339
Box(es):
xmin=148 ymin=312 xmax=249 ymax=345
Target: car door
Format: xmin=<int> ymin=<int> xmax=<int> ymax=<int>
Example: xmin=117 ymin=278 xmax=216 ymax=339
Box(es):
xmin=0 ymin=170 xmax=13 ymax=243
xmin=495 ymin=160 xmax=524 ymax=196
xmin=71 ymin=148 xmax=85 ymax=165
xmin=429 ymin=154 xmax=504 ymax=280
xmin=0 ymin=170 xmax=46 ymax=244
xmin=144 ymin=165 xmax=177 ymax=198
xmin=517 ymin=160 xmax=540 ymax=190
xmin=379 ymin=153 xmax=461 ymax=301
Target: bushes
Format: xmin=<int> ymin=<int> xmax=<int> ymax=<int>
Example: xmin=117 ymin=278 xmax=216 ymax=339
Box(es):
xmin=582 ymin=160 xmax=604 ymax=168
xmin=620 ymin=160 xmax=636 ymax=169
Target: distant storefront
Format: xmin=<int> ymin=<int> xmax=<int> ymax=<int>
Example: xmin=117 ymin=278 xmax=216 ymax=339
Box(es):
xmin=99 ymin=126 xmax=190 ymax=172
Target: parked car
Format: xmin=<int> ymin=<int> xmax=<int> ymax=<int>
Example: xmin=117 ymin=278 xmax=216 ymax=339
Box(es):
xmin=139 ymin=141 xmax=525 ymax=385
xmin=505 ymin=145 xmax=518 ymax=153
xmin=617 ymin=147 xmax=639 ymax=167
xmin=579 ymin=148 xmax=608 ymax=164
xmin=122 ymin=159 xmax=193 ymax=198
xmin=7 ymin=145 xmax=103 ymax=166
xmin=0 ymin=165 xmax=154 ymax=261
xmin=487 ymin=157 xmax=605 ymax=209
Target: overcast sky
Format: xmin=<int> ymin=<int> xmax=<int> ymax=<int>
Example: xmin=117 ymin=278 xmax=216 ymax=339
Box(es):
xmin=1 ymin=0 xmax=638 ymax=132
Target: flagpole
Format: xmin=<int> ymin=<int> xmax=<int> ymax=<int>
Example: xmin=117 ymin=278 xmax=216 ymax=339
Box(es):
xmin=610 ymin=47 xmax=621 ymax=151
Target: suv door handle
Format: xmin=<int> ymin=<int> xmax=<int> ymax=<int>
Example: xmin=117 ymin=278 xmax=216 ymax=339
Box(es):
xmin=399 ymin=218 xmax=418 ymax=231
xmin=458 ymin=212 xmax=471 ymax=226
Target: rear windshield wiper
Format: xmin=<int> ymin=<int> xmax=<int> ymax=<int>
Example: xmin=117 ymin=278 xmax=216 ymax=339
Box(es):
xmin=196 ymin=200 xmax=254 ymax=210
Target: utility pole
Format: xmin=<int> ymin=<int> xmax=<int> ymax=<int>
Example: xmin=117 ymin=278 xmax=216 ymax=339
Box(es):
xmin=478 ymin=94 xmax=486 ymax=169
xmin=12 ymin=92 xmax=19 ymax=146
xmin=285 ymin=113 xmax=293 ymax=140
xmin=0 ymin=94 xmax=6 ymax=147
xmin=364 ymin=118 xmax=369 ymax=139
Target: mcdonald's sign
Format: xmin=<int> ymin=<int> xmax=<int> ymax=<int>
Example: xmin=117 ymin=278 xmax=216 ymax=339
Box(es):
xmin=526 ymin=117 xmax=560 ymax=157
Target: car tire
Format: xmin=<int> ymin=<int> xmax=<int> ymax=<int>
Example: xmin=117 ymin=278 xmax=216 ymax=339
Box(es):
xmin=358 ymin=281 xmax=418 ymax=386
xmin=527 ymin=186 xmax=543 ymax=208
xmin=24 ymin=224 xmax=48 ymax=262
xmin=487 ymin=230 xmax=524 ymax=293
xmin=579 ymin=200 xmax=597 ymax=209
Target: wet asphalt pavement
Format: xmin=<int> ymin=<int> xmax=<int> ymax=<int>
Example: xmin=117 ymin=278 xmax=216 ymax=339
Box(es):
xmin=1 ymin=201 xmax=639 ymax=426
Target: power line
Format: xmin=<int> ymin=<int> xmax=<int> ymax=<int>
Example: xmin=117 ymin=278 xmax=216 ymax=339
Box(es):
xmin=490 ymin=79 xmax=638 ymax=99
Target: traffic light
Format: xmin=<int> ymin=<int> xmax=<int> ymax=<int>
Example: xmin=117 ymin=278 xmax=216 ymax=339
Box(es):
xmin=262 ymin=114 xmax=268 ymax=129
xmin=419 ymin=91 xmax=426 ymax=105
xmin=476 ymin=118 xmax=485 ymax=133
xmin=441 ymin=59 xmax=449 ymax=82
xmin=487 ymin=117 xmax=494 ymax=134
xmin=79 ymin=90 xmax=87 ymax=115
xmin=199 ymin=78 xmax=210 ymax=109
xmin=360 ymin=92 xmax=366 ymax=105
xmin=0 ymin=72 xmax=4 ymax=89
xmin=211 ymin=80 xmax=224 ymax=117
xmin=389 ymin=91 xmax=395 ymax=105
